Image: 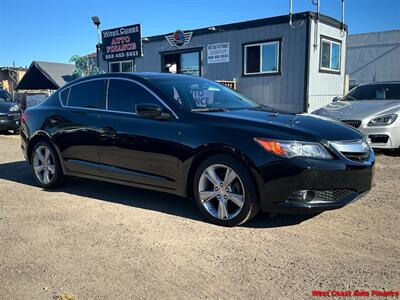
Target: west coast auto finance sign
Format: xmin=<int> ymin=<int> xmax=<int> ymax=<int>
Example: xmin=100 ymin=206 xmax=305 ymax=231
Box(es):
xmin=102 ymin=24 xmax=142 ymax=61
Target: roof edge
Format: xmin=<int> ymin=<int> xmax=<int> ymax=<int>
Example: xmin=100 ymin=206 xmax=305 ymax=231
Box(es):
xmin=143 ymin=11 xmax=347 ymax=43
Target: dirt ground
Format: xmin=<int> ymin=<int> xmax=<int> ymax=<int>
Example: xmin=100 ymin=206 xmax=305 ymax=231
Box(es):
xmin=0 ymin=134 xmax=399 ymax=299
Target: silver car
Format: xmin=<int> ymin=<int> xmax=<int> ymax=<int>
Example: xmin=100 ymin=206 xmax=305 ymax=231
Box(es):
xmin=313 ymin=81 xmax=400 ymax=150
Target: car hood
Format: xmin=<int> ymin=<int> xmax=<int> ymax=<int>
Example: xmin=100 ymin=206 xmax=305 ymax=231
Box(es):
xmin=313 ymin=100 xmax=400 ymax=120
xmin=207 ymin=109 xmax=363 ymax=142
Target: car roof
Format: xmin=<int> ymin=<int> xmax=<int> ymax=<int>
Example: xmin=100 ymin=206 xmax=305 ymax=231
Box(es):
xmin=60 ymin=72 xmax=196 ymax=90
xmin=358 ymin=81 xmax=400 ymax=86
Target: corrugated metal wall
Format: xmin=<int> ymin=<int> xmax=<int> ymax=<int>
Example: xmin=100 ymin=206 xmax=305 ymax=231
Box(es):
xmin=135 ymin=20 xmax=309 ymax=113
xmin=307 ymin=21 xmax=346 ymax=113
xmin=346 ymin=30 xmax=400 ymax=85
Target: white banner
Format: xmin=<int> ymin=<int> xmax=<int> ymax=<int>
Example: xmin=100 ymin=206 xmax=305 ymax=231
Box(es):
xmin=207 ymin=42 xmax=230 ymax=64
xmin=26 ymin=94 xmax=47 ymax=108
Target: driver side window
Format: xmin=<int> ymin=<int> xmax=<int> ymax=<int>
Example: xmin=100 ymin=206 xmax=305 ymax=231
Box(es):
xmin=107 ymin=79 xmax=160 ymax=113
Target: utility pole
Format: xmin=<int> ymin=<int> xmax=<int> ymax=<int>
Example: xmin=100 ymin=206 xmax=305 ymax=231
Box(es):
xmin=91 ymin=16 xmax=101 ymax=68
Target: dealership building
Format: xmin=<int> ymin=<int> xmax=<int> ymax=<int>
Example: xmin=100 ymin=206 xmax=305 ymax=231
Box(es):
xmin=98 ymin=11 xmax=347 ymax=113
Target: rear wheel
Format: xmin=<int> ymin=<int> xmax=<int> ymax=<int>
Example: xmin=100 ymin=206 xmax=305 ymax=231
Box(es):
xmin=193 ymin=155 xmax=259 ymax=226
xmin=31 ymin=141 xmax=64 ymax=188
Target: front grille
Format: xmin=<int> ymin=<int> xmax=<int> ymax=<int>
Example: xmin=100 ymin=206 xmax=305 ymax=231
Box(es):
xmin=341 ymin=120 xmax=361 ymax=128
xmin=287 ymin=189 xmax=354 ymax=204
xmin=369 ymin=134 xmax=389 ymax=144
xmin=314 ymin=189 xmax=353 ymax=201
xmin=341 ymin=151 xmax=370 ymax=161
xmin=330 ymin=140 xmax=370 ymax=162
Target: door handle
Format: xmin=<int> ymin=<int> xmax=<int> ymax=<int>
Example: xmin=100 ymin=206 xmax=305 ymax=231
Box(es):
xmin=99 ymin=126 xmax=117 ymax=137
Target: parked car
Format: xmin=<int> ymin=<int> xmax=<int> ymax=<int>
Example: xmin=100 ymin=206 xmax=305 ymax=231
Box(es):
xmin=0 ymin=89 xmax=21 ymax=133
xmin=313 ymin=82 xmax=400 ymax=150
xmin=20 ymin=73 xmax=374 ymax=226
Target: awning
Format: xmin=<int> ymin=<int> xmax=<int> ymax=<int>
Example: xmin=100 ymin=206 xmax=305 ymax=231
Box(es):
xmin=16 ymin=61 xmax=76 ymax=90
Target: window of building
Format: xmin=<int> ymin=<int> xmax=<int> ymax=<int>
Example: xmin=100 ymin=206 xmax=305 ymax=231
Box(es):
xmin=109 ymin=61 xmax=134 ymax=73
xmin=67 ymin=80 xmax=107 ymax=109
xmin=107 ymin=79 xmax=159 ymax=113
xmin=244 ymin=40 xmax=280 ymax=75
xmin=320 ymin=38 xmax=341 ymax=72
xmin=162 ymin=50 xmax=201 ymax=77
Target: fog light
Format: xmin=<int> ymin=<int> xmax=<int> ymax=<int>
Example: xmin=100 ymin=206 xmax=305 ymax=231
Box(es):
xmin=288 ymin=190 xmax=315 ymax=203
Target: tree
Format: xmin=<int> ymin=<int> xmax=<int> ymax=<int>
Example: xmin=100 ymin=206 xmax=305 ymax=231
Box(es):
xmin=69 ymin=55 xmax=103 ymax=77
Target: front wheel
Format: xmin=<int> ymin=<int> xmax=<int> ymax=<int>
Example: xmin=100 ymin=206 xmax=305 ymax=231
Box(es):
xmin=31 ymin=141 xmax=64 ymax=189
xmin=193 ymin=155 xmax=260 ymax=227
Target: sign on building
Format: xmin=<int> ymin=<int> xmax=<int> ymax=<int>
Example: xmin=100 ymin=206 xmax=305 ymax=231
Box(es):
xmin=166 ymin=30 xmax=193 ymax=47
xmin=102 ymin=24 xmax=142 ymax=61
xmin=207 ymin=43 xmax=230 ymax=64
xmin=216 ymin=80 xmax=237 ymax=90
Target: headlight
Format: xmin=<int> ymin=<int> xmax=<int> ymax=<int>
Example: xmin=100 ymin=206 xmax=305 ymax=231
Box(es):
xmin=254 ymin=138 xmax=333 ymax=159
xmin=368 ymin=114 xmax=397 ymax=126
xmin=9 ymin=104 xmax=19 ymax=112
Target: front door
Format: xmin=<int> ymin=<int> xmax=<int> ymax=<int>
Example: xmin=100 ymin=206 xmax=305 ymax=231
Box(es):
xmin=97 ymin=78 xmax=182 ymax=190
xmin=162 ymin=50 xmax=201 ymax=77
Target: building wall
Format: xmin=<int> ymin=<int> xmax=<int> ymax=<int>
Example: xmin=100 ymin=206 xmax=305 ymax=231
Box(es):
xmin=0 ymin=69 xmax=26 ymax=93
xmin=307 ymin=21 xmax=347 ymax=113
xmin=346 ymin=30 xmax=400 ymax=86
xmin=134 ymin=20 xmax=309 ymax=113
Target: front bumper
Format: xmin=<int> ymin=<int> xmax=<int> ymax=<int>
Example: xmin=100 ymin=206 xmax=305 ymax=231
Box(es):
xmin=0 ymin=113 xmax=20 ymax=130
xmin=359 ymin=124 xmax=400 ymax=149
xmin=253 ymin=150 xmax=374 ymax=214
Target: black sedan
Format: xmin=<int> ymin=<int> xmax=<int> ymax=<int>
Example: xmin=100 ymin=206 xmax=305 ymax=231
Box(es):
xmin=0 ymin=89 xmax=21 ymax=133
xmin=20 ymin=73 xmax=374 ymax=226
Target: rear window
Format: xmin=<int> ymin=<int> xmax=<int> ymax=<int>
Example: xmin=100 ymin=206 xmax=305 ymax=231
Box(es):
xmin=67 ymin=80 xmax=107 ymax=109
xmin=59 ymin=88 xmax=70 ymax=105
xmin=342 ymin=84 xmax=400 ymax=101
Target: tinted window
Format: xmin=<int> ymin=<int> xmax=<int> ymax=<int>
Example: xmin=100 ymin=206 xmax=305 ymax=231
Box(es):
xmin=150 ymin=76 xmax=258 ymax=111
xmin=59 ymin=88 xmax=70 ymax=105
xmin=0 ymin=90 xmax=12 ymax=102
xmin=68 ymin=80 xmax=106 ymax=109
xmin=342 ymin=84 xmax=400 ymax=101
xmin=321 ymin=41 xmax=331 ymax=68
xmin=320 ymin=38 xmax=341 ymax=71
xmin=245 ymin=45 xmax=260 ymax=74
xmin=180 ymin=52 xmax=200 ymax=76
xmin=107 ymin=79 xmax=159 ymax=113
xmin=245 ymin=41 xmax=279 ymax=74
xmin=261 ymin=43 xmax=278 ymax=72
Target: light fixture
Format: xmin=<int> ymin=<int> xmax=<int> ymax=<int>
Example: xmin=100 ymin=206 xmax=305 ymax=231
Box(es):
xmin=91 ymin=16 xmax=101 ymax=26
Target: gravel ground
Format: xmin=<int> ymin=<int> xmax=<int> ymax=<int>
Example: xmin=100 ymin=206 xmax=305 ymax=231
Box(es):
xmin=0 ymin=134 xmax=399 ymax=299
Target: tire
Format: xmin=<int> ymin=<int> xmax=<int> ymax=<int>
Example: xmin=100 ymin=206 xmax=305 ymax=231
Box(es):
xmin=30 ymin=140 xmax=65 ymax=189
xmin=193 ymin=155 xmax=260 ymax=227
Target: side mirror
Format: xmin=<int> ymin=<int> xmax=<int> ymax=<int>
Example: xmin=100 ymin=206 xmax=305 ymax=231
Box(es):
xmin=332 ymin=96 xmax=340 ymax=102
xmin=135 ymin=103 xmax=171 ymax=120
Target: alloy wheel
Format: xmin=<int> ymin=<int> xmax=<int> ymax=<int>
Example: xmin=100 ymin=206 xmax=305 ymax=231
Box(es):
xmin=33 ymin=145 xmax=56 ymax=185
xmin=198 ymin=164 xmax=245 ymax=220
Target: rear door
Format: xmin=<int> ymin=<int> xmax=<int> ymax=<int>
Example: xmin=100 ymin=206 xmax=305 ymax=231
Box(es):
xmin=53 ymin=79 xmax=107 ymax=175
xmin=96 ymin=78 xmax=182 ymax=190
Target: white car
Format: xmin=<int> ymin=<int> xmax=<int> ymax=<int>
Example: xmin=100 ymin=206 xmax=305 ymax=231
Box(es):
xmin=313 ymin=82 xmax=400 ymax=150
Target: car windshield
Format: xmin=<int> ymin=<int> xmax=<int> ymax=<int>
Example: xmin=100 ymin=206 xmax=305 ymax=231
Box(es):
xmin=149 ymin=76 xmax=260 ymax=111
xmin=341 ymin=84 xmax=400 ymax=101
xmin=0 ymin=90 xmax=12 ymax=102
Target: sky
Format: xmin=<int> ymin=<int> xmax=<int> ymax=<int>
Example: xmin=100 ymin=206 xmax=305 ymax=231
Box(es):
xmin=1 ymin=0 xmax=399 ymax=67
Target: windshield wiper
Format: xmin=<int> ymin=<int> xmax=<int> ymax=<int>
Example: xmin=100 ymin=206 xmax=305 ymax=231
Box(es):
xmin=191 ymin=107 xmax=227 ymax=112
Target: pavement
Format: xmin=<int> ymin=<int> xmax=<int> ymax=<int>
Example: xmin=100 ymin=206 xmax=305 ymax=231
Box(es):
xmin=0 ymin=134 xmax=399 ymax=299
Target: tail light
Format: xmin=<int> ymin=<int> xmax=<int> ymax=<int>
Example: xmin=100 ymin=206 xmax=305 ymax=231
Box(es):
xmin=21 ymin=111 xmax=29 ymax=123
